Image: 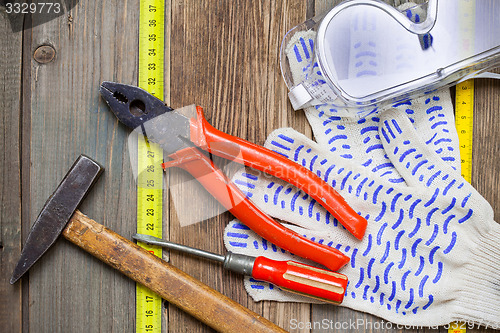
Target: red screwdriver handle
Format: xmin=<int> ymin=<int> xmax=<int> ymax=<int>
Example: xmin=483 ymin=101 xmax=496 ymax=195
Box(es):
xmin=163 ymin=147 xmax=350 ymax=272
xmin=252 ymin=256 xmax=348 ymax=304
xmin=189 ymin=106 xmax=367 ymax=240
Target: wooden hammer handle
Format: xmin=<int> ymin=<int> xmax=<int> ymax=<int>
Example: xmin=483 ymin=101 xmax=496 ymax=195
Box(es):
xmin=63 ymin=210 xmax=287 ymax=333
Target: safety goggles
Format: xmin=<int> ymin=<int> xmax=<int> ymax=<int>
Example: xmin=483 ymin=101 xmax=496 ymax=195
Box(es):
xmin=281 ymin=0 xmax=500 ymax=117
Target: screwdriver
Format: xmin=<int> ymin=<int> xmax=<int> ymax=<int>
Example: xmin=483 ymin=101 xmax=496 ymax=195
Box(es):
xmin=133 ymin=233 xmax=348 ymax=304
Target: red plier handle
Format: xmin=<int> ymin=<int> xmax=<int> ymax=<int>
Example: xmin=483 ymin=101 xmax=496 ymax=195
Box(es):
xmin=189 ymin=106 xmax=366 ymax=240
xmin=163 ymin=147 xmax=350 ymax=271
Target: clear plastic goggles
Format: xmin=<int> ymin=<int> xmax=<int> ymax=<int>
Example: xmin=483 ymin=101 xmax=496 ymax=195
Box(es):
xmin=281 ymin=0 xmax=500 ymax=116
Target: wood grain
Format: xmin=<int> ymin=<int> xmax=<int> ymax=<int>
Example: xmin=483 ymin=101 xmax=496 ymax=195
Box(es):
xmin=0 ymin=11 xmax=23 ymax=333
xmin=26 ymin=1 xmax=140 ymax=332
xmin=1 ymin=0 xmax=499 ymax=332
xmin=473 ymin=77 xmax=500 ymax=221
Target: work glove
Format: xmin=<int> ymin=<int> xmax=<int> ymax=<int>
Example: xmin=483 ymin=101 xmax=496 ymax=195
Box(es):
xmin=224 ymin=111 xmax=500 ymax=327
xmin=223 ymin=5 xmax=500 ymax=327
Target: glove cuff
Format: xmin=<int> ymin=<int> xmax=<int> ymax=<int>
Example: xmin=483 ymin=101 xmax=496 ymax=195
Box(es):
xmin=454 ymin=221 xmax=500 ymax=328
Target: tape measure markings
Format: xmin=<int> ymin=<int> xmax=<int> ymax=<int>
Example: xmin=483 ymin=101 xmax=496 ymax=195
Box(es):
xmin=455 ymin=79 xmax=474 ymax=183
xmin=137 ymin=0 xmax=165 ymax=332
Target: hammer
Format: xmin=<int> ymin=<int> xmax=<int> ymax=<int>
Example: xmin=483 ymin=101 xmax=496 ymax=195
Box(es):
xmin=10 ymin=155 xmax=287 ymax=333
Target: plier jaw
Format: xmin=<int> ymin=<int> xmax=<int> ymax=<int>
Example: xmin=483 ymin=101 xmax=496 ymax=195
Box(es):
xmin=100 ymin=81 xmax=172 ymax=129
xmin=100 ymin=82 xmax=192 ymax=154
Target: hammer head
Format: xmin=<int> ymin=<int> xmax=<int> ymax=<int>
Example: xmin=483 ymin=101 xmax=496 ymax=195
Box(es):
xmin=10 ymin=155 xmax=103 ymax=284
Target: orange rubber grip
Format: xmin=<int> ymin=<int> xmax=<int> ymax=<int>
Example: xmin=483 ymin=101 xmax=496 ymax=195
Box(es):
xmin=252 ymin=256 xmax=348 ymax=304
xmin=189 ymin=106 xmax=367 ymax=240
xmin=163 ymin=147 xmax=350 ymax=272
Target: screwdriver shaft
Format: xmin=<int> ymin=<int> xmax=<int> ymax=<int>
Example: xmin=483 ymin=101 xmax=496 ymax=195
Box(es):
xmin=133 ymin=234 xmax=225 ymax=263
xmin=133 ymin=233 xmax=348 ymax=304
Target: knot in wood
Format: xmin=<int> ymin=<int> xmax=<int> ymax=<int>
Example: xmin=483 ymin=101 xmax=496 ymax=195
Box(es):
xmin=34 ymin=45 xmax=56 ymax=64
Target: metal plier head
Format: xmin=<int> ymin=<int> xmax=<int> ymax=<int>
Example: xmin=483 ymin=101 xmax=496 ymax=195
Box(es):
xmin=100 ymin=81 xmax=171 ymax=128
xmin=100 ymin=81 xmax=191 ymax=154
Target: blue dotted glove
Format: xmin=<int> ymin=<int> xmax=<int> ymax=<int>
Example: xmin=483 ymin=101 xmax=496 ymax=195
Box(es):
xmin=224 ymin=109 xmax=500 ymax=327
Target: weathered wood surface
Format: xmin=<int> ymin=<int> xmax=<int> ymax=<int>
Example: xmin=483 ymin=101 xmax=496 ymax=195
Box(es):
xmin=1 ymin=1 xmax=499 ymax=332
xmin=0 ymin=7 xmax=22 ymax=333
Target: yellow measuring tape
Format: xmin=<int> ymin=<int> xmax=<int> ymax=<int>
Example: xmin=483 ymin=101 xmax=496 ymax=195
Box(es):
xmin=455 ymin=79 xmax=474 ymax=183
xmin=137 ymin=0 xmax=165 ymax=332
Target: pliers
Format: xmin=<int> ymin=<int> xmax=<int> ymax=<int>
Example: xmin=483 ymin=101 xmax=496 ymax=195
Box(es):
xmin=100 ymin=81 xmax=367 ymax=271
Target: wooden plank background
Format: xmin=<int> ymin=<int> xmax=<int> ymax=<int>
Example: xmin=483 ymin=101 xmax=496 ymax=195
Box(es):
xmin=1 ymin=0 xmax=499 ymax=332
